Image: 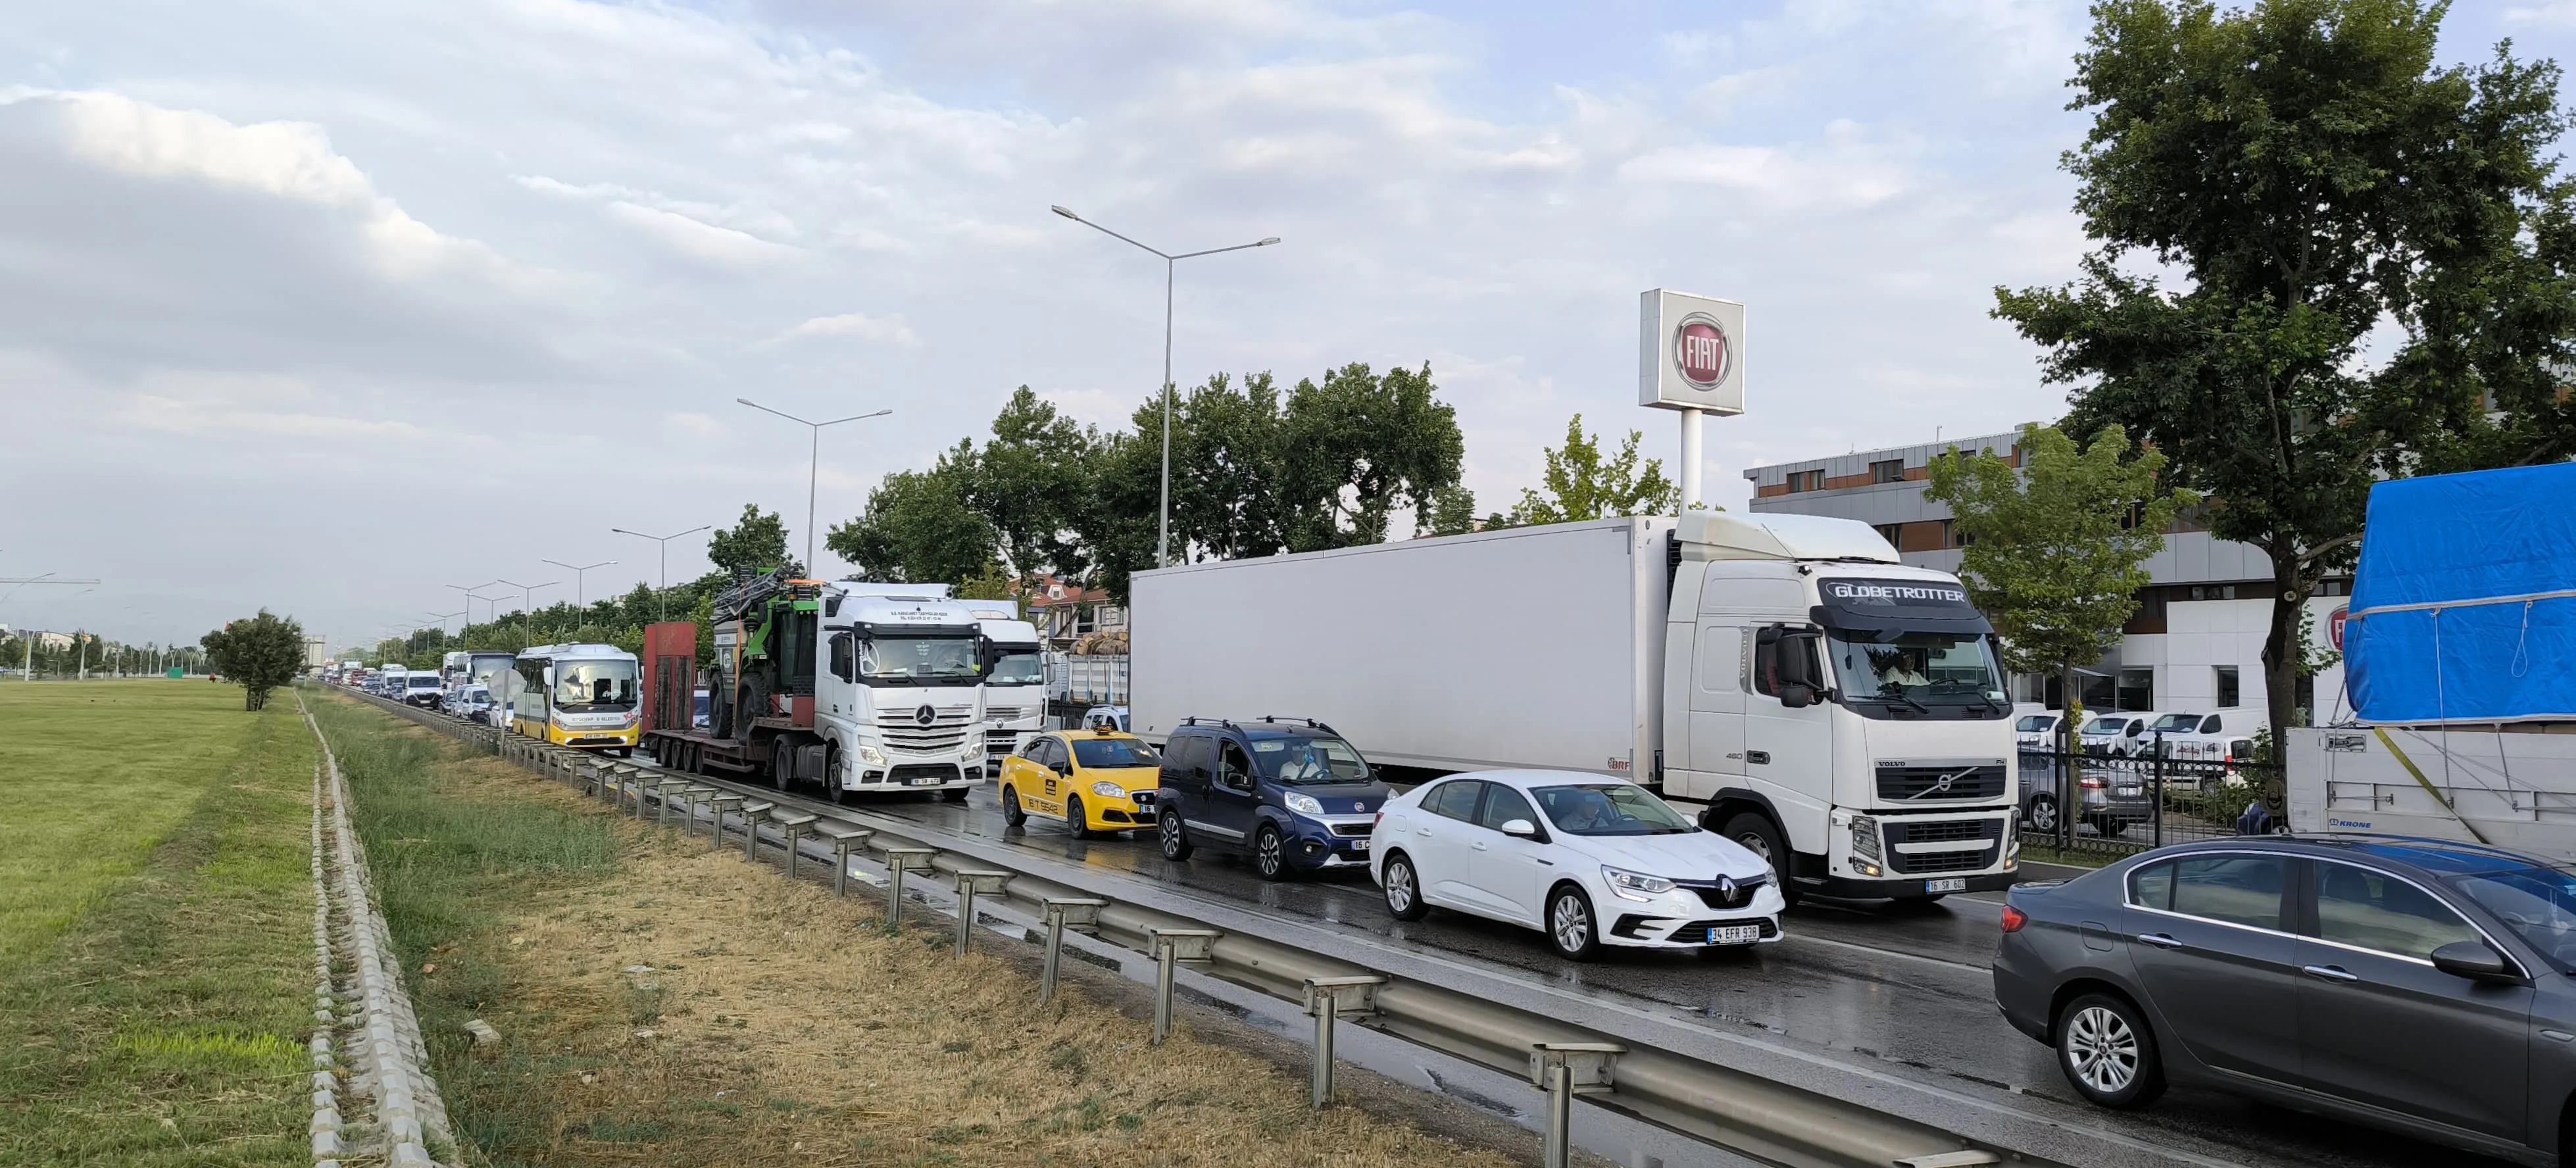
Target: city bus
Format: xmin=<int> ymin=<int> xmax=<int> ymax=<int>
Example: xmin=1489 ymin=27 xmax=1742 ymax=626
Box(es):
xmin=510 ymin=643 xmax=643 ymax=755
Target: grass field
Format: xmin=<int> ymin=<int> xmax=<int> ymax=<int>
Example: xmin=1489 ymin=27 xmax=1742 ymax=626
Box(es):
xmin=309 ymin=693 xmax=1522 ymax=1168
xmin=0 ymin=680 xmax=316 ymax=1166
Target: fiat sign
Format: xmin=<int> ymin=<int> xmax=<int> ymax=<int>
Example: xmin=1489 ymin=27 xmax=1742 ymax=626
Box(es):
xmin=1639 ymin=289 xmax=1745 ymax=412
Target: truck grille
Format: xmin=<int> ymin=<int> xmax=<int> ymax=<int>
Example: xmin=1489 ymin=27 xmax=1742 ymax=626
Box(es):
xmin=1875 ymin=764 xmax=2006 ymax=802
xmin=1885 ymin=817 xmax=2004 ymax=875
xmin=878 ymin=706 xmax=975 ymax=754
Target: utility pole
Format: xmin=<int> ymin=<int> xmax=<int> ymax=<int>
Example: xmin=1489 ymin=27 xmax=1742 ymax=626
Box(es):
xmin=0 ymin=576 xmax=101 ymax=681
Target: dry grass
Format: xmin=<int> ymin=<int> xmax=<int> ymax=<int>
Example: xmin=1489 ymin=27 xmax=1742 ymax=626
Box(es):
xmin=328 ymin=700 xmax=1522 ymax=1167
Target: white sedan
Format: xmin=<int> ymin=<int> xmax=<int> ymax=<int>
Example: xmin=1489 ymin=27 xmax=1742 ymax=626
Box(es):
xmin=1369 ymin=769 xmax=1784 ymax=961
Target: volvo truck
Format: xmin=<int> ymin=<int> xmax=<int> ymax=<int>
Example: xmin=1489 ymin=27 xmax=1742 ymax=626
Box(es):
xmin=976 ymin=612 xmax=1047 ymax=771
xmin=1128 ymin=512 xmax=2020 ymax=902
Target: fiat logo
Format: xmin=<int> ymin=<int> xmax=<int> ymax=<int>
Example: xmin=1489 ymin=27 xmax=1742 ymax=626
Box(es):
xmin=914 ymin=704 xmax=936 ymax=727
xmin=1672 ymin=312 xmax=1732 ymax=389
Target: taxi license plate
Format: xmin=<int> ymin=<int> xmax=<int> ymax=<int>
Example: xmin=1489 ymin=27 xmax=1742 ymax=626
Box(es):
xmin=1706 ymin=925 xmax=1761 ymax=946
xmin=1925 ymin=877 xmax=1968 ymax=894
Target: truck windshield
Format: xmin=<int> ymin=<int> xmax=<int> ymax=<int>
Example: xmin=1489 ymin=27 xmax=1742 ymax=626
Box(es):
xmin=1250 ymin=737 xmax=1373 ymax=785
xmin=1823 ymin=630 xmax=2006 ymax=718
xmin=986 ymin=646 xmax=1044 ymax=685
xmin=858 ymin=635 xmax=981 ymax=685
xmin=555 ymin=660 xmax=638 ymax=710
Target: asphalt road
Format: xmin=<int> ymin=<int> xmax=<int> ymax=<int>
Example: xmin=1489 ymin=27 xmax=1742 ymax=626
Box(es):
xmin=829 ymin=783 xmax=2516 ymax=1168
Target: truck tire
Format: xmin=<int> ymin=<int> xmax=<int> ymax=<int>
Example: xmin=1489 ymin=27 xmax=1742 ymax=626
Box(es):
xmin=1721 ymin=813 xmax=1799 ymax=908
xmin=766 ymin=740 xmax=791 ymax=790
xmin=826 ymin=746 xmax=851 ymax=806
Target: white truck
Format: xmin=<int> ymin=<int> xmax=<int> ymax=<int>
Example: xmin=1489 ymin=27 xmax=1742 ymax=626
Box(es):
xmin=1130 ymin=512 xmax=2021 ymax=902
xmin=974 ymin=613 xmax=1047 ymax=771
xmin=805 ymin=586 xmax=990 ymax=799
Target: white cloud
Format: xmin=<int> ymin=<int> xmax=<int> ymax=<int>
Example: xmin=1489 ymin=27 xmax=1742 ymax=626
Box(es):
xmin=763 ymin=310 xmax=919 ymax=347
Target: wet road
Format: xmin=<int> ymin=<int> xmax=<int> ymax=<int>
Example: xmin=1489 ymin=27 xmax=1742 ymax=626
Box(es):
xmin=831 ymin=784 xmax=2516 ymax=1168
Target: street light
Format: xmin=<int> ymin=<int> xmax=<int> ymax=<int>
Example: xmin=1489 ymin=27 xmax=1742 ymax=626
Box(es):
xmin=541 ymin=559 xmax=619 ymax=609
xmin=610 ymin=525 xmax=712 ymax=621
xmin=493 ymin=579 xmax=558 ymax=649
xmin=734 ymin=399 xmax=891 ymax=577
xmin=447 ymin=581 xmax=503 ymax=645
xmin=1053 ymin=204 xmax=1279 ymax=567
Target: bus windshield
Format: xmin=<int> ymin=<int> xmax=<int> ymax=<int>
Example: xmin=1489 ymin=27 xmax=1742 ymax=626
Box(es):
xmin=554 ymin=659 xmax=639 ymax=710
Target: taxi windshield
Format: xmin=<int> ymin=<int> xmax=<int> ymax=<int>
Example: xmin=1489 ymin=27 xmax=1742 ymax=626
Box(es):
xmin=1072 ymin=738 xmax=1159 ymax=769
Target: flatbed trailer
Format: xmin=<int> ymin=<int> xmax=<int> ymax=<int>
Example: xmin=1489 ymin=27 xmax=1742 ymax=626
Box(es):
xmin=643 ymin=717 xmax=805 ymax=778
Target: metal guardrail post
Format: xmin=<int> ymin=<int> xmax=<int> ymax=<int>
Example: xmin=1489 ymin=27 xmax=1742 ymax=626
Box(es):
xmin=740 ymin=802 xmax=777 ymax=862
xmin=1529 ymin=1042 xmax=1622 ymax=1168
xmin=1302 ymin=975 xmax=1384 ymax=1108
xmin=772 ymin=812 xmax=817 ymax=879
xmin=1039 ymin=898 xmax=1107 ymax=1004
xmin=1147 ymin=927 xmax=1220 ymax=1045
xmin=952 ymin=870 xmax=1011 ymax=956
xmin=881 ymin=847 xmax=937 ymax=929
xmin=624 ymin=765 xmax=649 ymax=819
xmin=706 ymin=795 xmax=745 ymax=850
xmin=653 ymin=779 xmax=686 ymax=828
xmin=824 ymin=825 xmax=874 ymax=896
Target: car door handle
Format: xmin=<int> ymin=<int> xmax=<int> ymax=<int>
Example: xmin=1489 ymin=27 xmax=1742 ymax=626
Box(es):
xmin=2542 ymin=1029 xmax=2576 ymax=1044
xmin=2302 ymin=964 xmax=2360 ymax=984
xmin=1472 ymin=841 xmax=1490 ymax=852
xmin=2134 ymin=933 xmax=2183 ymax=949
xmin=1417 ymin=827 xmax=1431 ymax=837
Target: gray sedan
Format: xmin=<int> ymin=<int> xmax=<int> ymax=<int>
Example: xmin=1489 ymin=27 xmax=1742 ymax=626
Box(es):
xmin=1993 ymin=835 xmax=2576 ymax=1165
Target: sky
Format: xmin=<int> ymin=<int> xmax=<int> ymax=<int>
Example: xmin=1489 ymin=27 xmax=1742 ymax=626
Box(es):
xmin=5 ymin=0 xmax=2575 ymax=654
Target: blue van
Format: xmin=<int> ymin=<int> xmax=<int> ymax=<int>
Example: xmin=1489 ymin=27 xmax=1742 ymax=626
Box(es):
xmin=1155 ymin=718 xmax=1391 ymax=880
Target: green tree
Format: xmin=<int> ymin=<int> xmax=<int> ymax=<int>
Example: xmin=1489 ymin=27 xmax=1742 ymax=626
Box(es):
xmin=1502 ymin=414 xmax=1678 ymax=526
xmin=200 ymin=609 xmax=307 ymax=711
xmin=706 ymin=503 xmax=800 ymax=577
xmin=970 ymin=387 xmax=1101 ymax=588
xmin=1418 ymin=483 xmax=1481 ymax=537
xmin=1926 ymin=425 xmax=2192 ymax=751
xmin=1996 ymin=0 xmax=2576 ymax=736
xmin=1278 ymin=362 xmax=1465 ymax=550
xmin=826 ymin=449 xmax=996 ymax=585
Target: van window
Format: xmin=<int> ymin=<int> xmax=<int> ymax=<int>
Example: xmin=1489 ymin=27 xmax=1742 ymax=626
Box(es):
xmin=1216 ymin=741 xmax=1254 ymax=791
xmin=1164 ymin=735 xmax=1210 ymax=784
xmin=2202 ymin=715 xmax=2222 ymax=734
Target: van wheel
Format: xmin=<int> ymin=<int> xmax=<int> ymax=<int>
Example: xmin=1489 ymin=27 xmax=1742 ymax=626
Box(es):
xmin=1159 ymin=814 xmax=1194 ymax=861
xmin=1721 ymin=813 xmax=1798 ymax=908
xmin=1254 ymin=825 xmax=1293 ymax=881
xmin=1382 ymin=853 xmax=1428 ymax=921
xmin=1002 ymin=786 xmax=1027 ymax=827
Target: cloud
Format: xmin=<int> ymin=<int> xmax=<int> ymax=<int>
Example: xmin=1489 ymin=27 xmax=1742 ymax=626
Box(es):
xmin=762 ymin=310 xmax=920 ymax=347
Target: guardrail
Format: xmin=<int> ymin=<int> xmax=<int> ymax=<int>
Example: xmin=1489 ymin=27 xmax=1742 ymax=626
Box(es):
xmin=331 ymin=684 xmax=2093 ymax=1168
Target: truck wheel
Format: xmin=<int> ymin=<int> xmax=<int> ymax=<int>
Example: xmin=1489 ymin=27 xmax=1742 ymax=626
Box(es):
xmin=1159 ymin=814 xmax=1194 ymax=861
xmin=825 ymin=747 xmax=851 ymax=806
xmin=1002 ymin=786 xmax=1028 ymax=827
xmin=764 ymin=740 xmax=789 ymax=790
xmin=1254 ymin=824 xmax=1293 ymax=881
xmin=1721 ymin=814 xmax=1798 ymax=908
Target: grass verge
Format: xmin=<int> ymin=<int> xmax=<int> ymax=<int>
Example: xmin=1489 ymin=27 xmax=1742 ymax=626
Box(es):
xmin=0 ymin=680 xmax=316 ymax=1166
xmin=309 ymin=692 xmax=1521 ymax=1167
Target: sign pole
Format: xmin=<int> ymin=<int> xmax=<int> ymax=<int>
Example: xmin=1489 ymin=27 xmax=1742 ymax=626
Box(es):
xmin=1678 ymin=406 xmax=1704 ymax=509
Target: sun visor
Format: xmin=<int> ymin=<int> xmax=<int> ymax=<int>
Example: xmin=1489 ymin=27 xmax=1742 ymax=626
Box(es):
xmin=1810 ymin=577 xmax=1993 ymax=635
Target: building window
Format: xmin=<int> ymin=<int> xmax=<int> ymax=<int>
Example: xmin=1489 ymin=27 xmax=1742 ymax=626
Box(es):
xmin=2118 ymin=668 xmax=2156 ymax=712
xmin=2188 ymin=583 xmax=2238 ymax=601
xmin=1785 ymin=469 xmax=1824 ymax=493
xmin=1870 ymin=459 xmax=1904 ymax=484
xmin=1873 ymin=523 xmax=1902 ymax=548
xmin=2215 ymin=665 xmax=2241 ymax=708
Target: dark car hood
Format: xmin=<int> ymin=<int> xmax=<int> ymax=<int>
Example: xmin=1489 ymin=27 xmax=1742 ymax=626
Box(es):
xmin=1283 ymin=783 xmax=1391 ymax=815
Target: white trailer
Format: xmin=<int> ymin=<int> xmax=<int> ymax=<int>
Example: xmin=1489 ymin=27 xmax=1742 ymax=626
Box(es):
xmin=1131 ymin=513 xmax=2023 ymax=902
xmin=2287 ymin=726 xmax=2576 ymax=862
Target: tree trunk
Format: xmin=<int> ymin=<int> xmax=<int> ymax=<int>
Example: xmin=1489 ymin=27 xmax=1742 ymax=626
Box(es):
xmin=2260 ymin=544 xmax=2304 ymax=741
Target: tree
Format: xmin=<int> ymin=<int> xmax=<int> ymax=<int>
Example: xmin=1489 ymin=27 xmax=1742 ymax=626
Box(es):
xmin=1277 ymin=362 xmax=1466 ymax=551
xmin=970 ymin=387 xmax=1101 ymax=589
xmin=1926 ymin=424 xmax=2192 ymax=751
xmin=706 ymin=503 xmax=800 ymax=577
xmin=826 ymin=449 xmax=996 ymax=585
xmin=1418 ymin=484 xmax=1481 ymax=537
xmin=1996 ymin=0 xmax=2576 ymax=738
xmin=1502 ymin=414 xmax=1678 ymax=526
xmin=200 ymin=610 xmax=307 ymax=711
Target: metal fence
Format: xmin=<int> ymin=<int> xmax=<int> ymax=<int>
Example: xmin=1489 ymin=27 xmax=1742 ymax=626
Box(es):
xmin=2019 ymin=747 xmax=2284 ymax=858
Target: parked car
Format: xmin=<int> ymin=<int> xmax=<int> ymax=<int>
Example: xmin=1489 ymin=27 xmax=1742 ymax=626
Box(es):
xmin=1155 ymin=718 xmax=1391 ymax=881
xmin=1082 ymin=705 xmax=1129 ymax=733
xmin=2020 ymin=752 xmax=2156 ymax=837
xmin=1994 ymin=835 xmax=2576 ymax=1164
xmin=1372 ymin=769 xmax=1783 ymax=961
xmin=2015 ymin=710 xmax=2068 ymax=751
xmin=998 ymin=727 xmax=1162 ymax=839
xmin=2078 ymin=712 xmax=2163 ymax=758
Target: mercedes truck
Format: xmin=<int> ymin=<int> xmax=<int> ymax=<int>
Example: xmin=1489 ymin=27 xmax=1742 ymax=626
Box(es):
xmin=1128 ymin=512 xmax=2020 ymax=902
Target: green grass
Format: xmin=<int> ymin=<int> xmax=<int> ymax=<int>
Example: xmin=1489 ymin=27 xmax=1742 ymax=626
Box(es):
xmin=0 ymin=679 xmax=317 ymax=1166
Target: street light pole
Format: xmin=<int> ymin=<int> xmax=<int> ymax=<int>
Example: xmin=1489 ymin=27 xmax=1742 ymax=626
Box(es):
xmin=493 ymin=579 xmax=558 ymax=648
xmin=734 ymin=401 xmax=892 ymax=577
xmin=611 ymin=525 xmax=712 ymax=621
xmin=541 ymin=559 xmax=618 ymax=609
xmin=447 ymin=581 xmax=503 ymax=646
xmin=1052 ymin=205 xmax=1279 ymax=568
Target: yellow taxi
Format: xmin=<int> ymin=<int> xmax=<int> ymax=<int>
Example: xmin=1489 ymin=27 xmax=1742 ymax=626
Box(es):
xmin=999 ymin=728 xmax=1162 ymax=839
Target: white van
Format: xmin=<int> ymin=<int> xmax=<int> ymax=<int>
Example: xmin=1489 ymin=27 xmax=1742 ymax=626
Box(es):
xmin=2077 ymin=712 xmax=2162 ymax=758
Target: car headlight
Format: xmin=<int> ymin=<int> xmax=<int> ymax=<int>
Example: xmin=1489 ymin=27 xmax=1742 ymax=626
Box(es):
xmin=1601 ymin=865 xmax=1676 ymax=902
xmin=856 ymin=744 xmax=887 ymax=766
xmin=1091 ymin=780 xmax=1126 ymax=798
xmin=1283 ymin=792 xmax=1325 ymax=816
xmin=1850 ymin=815 xmax=1883 ymax=863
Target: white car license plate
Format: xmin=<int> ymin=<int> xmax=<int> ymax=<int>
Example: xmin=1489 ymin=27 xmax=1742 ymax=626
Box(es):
xmin=1925 ymin=877 xmax=1968 ymax=894
xmin=1706 ymin=925 xmax=1762 ymax=946
xmin=2116 ymin=786 xmax=2142 ymax=796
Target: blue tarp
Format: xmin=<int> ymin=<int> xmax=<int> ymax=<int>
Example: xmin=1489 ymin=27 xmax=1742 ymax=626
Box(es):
xmin=2345 ymin=462 xmax=2576 ymax=725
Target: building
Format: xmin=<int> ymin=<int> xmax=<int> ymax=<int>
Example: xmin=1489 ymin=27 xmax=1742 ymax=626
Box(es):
xmin=1745 ymin=429 xmax=2352 ymax=724
xmin=1025 ymin=574 xmax=1128 ymax=652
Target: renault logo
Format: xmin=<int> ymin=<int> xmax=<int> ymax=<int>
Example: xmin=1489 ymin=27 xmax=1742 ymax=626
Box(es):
xmin=1718 ymin=875 xmax=1737 ymax=899
xmin=914 ymin=704 xmax=936 ymax=727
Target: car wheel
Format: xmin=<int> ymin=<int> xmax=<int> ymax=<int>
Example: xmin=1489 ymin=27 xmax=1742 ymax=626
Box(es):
xmin=1720 ymin=813 xmax=1798 ymax=908
xmin=1001 ymin=786 xmax=1027 ymax=827
xmin=2027 ymin=794 xmax=2059 ymax=834
xmin=1067 ymin=795 xmax=1091 ymax=841
xmin=1383 ymin=852 xmax=1428 ymax=921
xmin=1159 ymin=813 xmax=1194 ymax=861
xmin=2056 ymin=992 xmax=2166 ymax=1108
xmin=1254 ymin=824 xmax=1292 ymax=881
xmin=1547 ymin=885 xmax=1601 ymax=961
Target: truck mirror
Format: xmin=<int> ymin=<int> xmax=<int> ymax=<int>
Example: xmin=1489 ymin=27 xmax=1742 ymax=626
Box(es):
xmin=1779 ymin=683 xmax=1816 ymax=710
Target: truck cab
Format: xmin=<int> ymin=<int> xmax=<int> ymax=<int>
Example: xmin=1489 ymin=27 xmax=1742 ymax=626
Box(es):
xmin=1661 ymin=512 xmax=2019 ymax=902
xmin=976 ymin=616 xmax=1046 ymax=773
xmin=808 ymin=589 xmax=989 ymax=800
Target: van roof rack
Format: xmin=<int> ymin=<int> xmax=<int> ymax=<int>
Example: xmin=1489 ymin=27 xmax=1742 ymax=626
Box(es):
xmin=1257 ymin=716 xmax=1337 ymax=734
xmin=1179 ymin=716 xmax=1239 ymax=729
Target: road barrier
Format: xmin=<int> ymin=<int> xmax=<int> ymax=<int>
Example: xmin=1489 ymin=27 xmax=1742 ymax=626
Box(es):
xmin=335 ymin=685 xmax=2183 ymax=1168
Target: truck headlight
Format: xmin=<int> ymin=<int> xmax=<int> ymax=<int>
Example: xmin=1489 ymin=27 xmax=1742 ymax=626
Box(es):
xmin=856 ymin=744 xmax=887 ymax=767
xmin=1090 ymin=781 xmax=1126 ymax=798
xmin=1850 ymin=815 xmax=1883 ymax=863
xmin=1283 ymin=792 xmax=1325 ymax=816
xmin=1601 ymin=865 xmax=1676 ymax=902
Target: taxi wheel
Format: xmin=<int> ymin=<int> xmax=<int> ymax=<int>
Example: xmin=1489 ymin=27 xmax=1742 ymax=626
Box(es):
xmin=1066 ymin=795 xmax=1093 ymax=841
xmin=1001 ymin=786 xmax=1027 ymax=827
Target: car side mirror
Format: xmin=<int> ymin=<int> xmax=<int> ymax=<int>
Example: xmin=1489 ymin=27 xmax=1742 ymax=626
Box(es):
xmin=1779 ymin=682 xmax=1816 ymax=709
xmin=1499 ymin=818 xmax=1540 ymax=839
xmin=2431 ymin=940 xmax=2520 ymax=984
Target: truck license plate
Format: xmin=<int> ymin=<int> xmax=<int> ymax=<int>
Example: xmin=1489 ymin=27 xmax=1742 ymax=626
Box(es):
xmin=1706 ymin=925 xmax=1761 ymax=946
xmin=1925 ymin=877 xmax=1968 ymax=894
